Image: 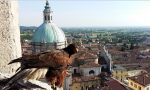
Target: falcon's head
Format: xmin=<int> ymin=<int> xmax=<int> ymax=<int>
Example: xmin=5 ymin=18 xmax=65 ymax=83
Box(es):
xmin=63 ymin=44 xmax=78 ymax=57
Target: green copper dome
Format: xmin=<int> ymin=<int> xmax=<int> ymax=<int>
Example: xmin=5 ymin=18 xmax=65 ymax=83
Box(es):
xmin=32 ymin=23 xmax=66 ymax=43
xmin=32 ymin=0 xmax=66 ymax=47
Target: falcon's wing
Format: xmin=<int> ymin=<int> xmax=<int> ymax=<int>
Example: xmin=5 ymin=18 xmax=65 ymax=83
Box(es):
xmin=3 ymin=50 xmax=72 ymax=89
xmin=9 ymin=50 xmax=72 ymax=70
xmin=39 ymin=50 xmax=72 ymax=67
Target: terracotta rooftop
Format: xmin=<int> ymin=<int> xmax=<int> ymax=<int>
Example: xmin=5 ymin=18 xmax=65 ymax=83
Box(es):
xmin=108 ymin=47 xmax=150 ymax=64
xmin=109 ymin=49 xmax=129 ymax=55
xmin=89 ymin=50 xmax=99 ymax=55
xmin=72 ymin=76 xmax=100 ymax=83
xmin=80 ymin=62 xmax=100 ymax=68
xmin=101 ymin=78 xmax=129 ymax=90
xmin=75 ymin=51 xmax=98 ymax=60
xmin=87 ymin=78 xmax=129 ymax=90
xmin=128 ymin=72 xmax=150 ymax=86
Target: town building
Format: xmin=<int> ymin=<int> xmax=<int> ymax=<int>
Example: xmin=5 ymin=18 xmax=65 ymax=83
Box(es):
xmin=128 ymin=72 xmax=150 ymax=90
xmin=112 ymin=65 xmax=128 ymax=83
xmin=66 ymin=47 xmax=102 ymax=90
xmin=70 ymin=76 xmax=100 ymax=90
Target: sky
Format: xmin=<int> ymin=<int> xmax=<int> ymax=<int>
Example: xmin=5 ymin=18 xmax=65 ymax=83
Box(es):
xmin=19 ymin=0 xmax=150 ymax=27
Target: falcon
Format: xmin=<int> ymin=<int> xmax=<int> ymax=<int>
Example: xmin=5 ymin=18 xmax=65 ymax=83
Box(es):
xmin=2 ymin=44 xmax=78 ymax=90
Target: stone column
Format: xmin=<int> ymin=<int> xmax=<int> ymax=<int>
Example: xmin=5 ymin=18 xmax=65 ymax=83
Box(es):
xmin=0 ymin=0 xmax=21 ymax=74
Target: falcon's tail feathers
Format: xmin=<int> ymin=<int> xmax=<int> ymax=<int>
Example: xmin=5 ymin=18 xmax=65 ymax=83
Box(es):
xmin=2 ymin=69 xmax=32 ymax=90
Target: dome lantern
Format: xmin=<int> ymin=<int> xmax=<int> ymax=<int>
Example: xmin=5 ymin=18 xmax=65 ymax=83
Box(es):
xmin=43 ymin=0 xmax=52 ymax=23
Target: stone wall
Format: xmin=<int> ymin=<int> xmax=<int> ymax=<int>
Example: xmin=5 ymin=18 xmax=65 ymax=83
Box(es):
xmin=0 ymin=0 xmax=21 ymax=74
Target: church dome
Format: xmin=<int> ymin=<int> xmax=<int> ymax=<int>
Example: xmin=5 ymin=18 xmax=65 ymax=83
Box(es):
xmin=32 ymin=23 xmax=66 ymax=43
xmin=31 ymin=0 xmax=67 ymax=52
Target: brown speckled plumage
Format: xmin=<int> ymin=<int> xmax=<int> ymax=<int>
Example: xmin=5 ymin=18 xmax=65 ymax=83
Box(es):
xmin=3 ymin=44 xmax=78 ymax=90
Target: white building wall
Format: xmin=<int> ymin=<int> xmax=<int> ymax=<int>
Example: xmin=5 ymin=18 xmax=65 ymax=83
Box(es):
xmin=145 ymin=86 xmax=150 ymax=90
xmin=80 ymin=67 xmax=101 ymax=76
xmin=128 ymin=70 xmax=146 ymax=77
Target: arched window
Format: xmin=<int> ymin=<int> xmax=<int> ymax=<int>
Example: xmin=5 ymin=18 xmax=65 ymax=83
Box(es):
xmin=81 ymin=87 xmax=84 ymax=90
xmin=74 ymin=69 xmax=77 ymax=74
xmin=44 ymin=16 xmax=47 ymax=21
xmin=89 ymin=70 xmax=95 ymax=75
xmin=48 ymin=16 xmax=50 ymax=20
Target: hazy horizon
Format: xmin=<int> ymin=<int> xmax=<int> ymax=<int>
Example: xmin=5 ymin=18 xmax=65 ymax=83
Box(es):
xmin=19 ymin=0 xmax=150 ymax=27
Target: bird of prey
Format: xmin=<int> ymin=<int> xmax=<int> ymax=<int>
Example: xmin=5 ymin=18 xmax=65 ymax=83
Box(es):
xmin=2 ymin=44 xmax=78 ymax=90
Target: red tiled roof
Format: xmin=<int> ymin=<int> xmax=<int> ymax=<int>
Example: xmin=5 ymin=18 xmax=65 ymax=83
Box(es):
xmin=101 ymin=79 xmax=128 ymax=90
xmin=128 ymin=72 xmax=150 ymax=86
xmin=75 ymin=51 xmax=98 ymax=60
xmin=72 ymin=76 xmax=100 ymax=83
xmin=108 ymin=47 xmax=150 ymax=64
xmin=89 ymin=50 xmax=99 ymax=55
xmin=80 ymin=62 xmax=100 ymax=68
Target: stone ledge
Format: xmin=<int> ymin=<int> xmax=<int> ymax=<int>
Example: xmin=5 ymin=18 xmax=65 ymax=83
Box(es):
xmin=0 ymin=72 xmax=63 ymax=90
